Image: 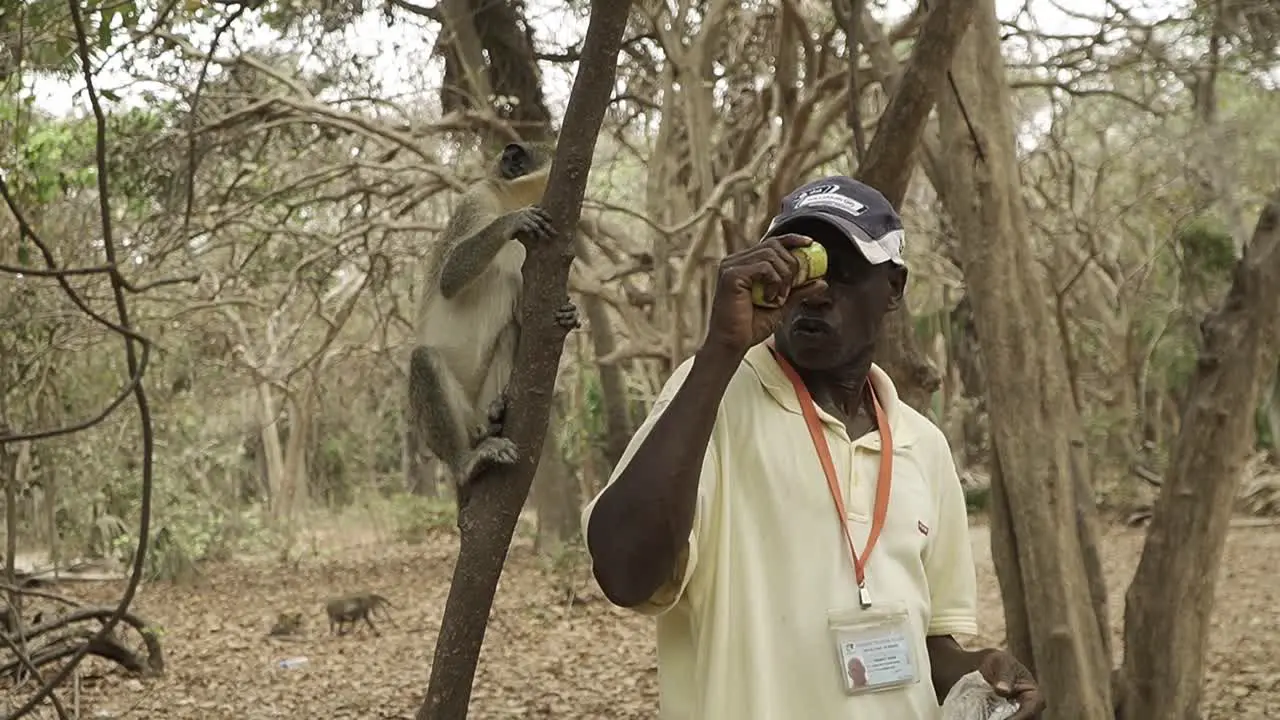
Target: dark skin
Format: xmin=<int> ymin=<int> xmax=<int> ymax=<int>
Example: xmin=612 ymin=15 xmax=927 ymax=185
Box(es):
xmin=586 ymin=219 xmax=1044 ymax=717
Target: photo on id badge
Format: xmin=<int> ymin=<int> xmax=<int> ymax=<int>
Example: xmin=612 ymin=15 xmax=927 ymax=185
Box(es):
xmin=828 ymin=602 xmax=920 ymax=696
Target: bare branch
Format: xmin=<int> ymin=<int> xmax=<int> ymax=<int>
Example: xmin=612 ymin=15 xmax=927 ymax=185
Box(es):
xmin=2 ymin=1 xmax=158 ymax=716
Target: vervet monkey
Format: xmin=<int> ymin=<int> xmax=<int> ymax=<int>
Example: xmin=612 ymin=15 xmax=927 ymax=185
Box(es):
xmin=408 ymin=141 xmax=580 ymax=496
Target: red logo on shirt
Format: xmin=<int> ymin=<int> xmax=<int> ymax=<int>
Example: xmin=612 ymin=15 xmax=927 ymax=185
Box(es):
xmin=917 ymin=520 xmax=930 ymax=536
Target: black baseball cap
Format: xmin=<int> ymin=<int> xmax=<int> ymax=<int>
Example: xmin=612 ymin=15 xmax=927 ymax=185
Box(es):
xmin=763 ymin=176 xmax=906 ymax=267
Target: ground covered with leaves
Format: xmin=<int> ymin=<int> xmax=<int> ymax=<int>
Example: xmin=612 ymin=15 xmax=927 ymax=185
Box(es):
xmin=10 ymin=519 xmax=1279 ymax=719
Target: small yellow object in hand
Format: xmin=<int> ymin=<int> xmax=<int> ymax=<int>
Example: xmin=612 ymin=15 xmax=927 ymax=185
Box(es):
xmin=751 ymin=242 xmax=828 ymax=308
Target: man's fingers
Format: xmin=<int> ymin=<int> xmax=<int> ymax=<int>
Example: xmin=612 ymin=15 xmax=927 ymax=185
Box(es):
xmin=1006 ymin=691 xmax=1045 ymax=720
xmin=725 ymin=261 xmax=784 ymax=291
xmin=1011 ymin=679 xmax=1038 ymax=693
xmin=757 ymin=248 xmax=796 ymax=286
xmin=767 ymin=232 xmax=815 ymax=249
xmin=784 ymin=280 xmax=828 ymax=306
xmin=722 ymin=243 xmax=799 ymax=277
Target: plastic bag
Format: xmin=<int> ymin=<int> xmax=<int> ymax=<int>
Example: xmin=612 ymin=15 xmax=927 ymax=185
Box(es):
xmin=940 ymin=670 xmax=1020 ymax=720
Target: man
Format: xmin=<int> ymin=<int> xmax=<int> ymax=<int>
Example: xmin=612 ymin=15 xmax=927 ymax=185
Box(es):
xmin=581 ymin=176 xmax=1046 ymax=719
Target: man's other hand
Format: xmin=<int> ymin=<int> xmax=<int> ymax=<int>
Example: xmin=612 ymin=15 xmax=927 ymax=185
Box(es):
xmin=977 ymin=650 xmax=1045 ymax=719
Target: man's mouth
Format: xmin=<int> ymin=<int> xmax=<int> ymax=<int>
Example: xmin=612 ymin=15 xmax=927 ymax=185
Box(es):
xmin=791 ymin=317 xmax=831 ymax=336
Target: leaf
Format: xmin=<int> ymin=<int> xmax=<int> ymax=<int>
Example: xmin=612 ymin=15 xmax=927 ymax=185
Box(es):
xmin=98 ymin=10 xmax=116 ymax=49
xmin=101 ymin=88 xmax=121 ymax=102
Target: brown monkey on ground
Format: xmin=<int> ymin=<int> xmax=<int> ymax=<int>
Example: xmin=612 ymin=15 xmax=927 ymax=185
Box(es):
xmin=267 ymin=610 xmax=305 ymax=637
xmin=324 ymin=591 xmax=395 ymax=636
xmin=408 ymin=140 xmax=580 ymax=498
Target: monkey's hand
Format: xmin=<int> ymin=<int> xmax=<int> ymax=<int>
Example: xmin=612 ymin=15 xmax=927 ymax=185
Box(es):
xmin=555 ymin=301 xmax=581 ymax=331
xmin=511 ymin=206 xmax=555 ymax=244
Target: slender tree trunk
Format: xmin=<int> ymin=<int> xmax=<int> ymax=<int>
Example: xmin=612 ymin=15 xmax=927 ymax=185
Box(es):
xmin=1266 ymin=368 xmax=1280 ymax=456
xmin=934 ymin=0 xmax=1113 ymax=715
xmin=853 ymin=0 xmax=980 ymax=413
xmin=1118 ymin=195 xmax=1280 ymax=720
xmin=417 ymin=0 xmax=633 ymax=712
xmin=256 ymin=383 xmax=288 ymax=518
xmin=574 ymin=233 xmax=633 ymax=467
xmin=532 ymin=400 xmax=582 ymax=550
xmin=987 ymin=454 xmax=1032 ymax=669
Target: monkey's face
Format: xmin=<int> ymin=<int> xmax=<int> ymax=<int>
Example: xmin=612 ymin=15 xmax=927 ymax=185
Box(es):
xmin=499 ymin=142 xmax=555 ymax=180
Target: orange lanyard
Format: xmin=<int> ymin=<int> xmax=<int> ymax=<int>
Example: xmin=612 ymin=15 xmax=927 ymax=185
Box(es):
xmin=768 ymin=344 xmax=893 ymax=609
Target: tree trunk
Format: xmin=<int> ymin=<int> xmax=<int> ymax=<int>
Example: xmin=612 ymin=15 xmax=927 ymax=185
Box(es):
xmin=934 ymin=0 xmax=1113 ymax=715
xmin=416 ymin=0 xmax=633 ymax=714
xmin=986 ymin=453 xmax=1032 ymax=668
xmin=1118 ymin=195 xmax=1280 ymax=720
xmin=574 ymin=233 xmax=633 ymax=467
xmin=854 ymin=0 xmax=980 ymax=413
xmin=1266 ymin=369 xmax=1280 ymax=457
xmin=532 ymin=400 xmax=582 ymax=550
xmin=255 ymin=383 xmax=289 ymax=518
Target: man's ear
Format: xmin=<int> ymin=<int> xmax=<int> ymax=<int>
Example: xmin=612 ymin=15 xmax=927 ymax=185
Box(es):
xmin=885 ymin=265 xmax=908 ymax=311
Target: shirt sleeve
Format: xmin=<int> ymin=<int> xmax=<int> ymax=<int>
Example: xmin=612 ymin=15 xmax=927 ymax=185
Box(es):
xmin=922 ymin=432 xmax=980 ymax=638
xmin=580 ymin=357 xmax=721 ymax=617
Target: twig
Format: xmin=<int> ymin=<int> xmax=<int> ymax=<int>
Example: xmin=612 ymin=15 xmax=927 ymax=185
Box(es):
xmin=2 ymin=1 xmax=157 ymax=716
xmin=0 ymin=630 xmax=71 ymax=720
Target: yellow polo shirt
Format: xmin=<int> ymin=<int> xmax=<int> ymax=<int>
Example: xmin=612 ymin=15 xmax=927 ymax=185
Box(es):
xmin=582 ymin=342 xmax=979 ymax=719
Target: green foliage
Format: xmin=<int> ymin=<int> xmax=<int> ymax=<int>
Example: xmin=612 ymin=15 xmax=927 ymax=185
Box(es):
xmin=5 ymin=114 xmax=99 ymax=204
xmin=258 ymin=0 xmax=370 ymax=35
xmin=964 ymin=484 xmax=990 ymax=514
xmin=564 ymin=371 xmax=607 ymax=466
xmin=1177 ymin=215 xmax=1238 ymax=282
xmin=0 ymin=97 xmax=173 ymax=230
xmin=384 ymin=494 xmax=457 ymax=544
xmin=1256 ymin=402 xmax=1275 ymax=451
xmin=4 ymin=0 xmax=135 ymax=76
xmin=110 ymin=499 xmax=272 ymax=583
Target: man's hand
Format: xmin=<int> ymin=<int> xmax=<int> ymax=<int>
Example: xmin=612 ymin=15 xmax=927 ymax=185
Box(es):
xmin=701 ymin=233 xmax=828 ymax=357
xmin=977 ymin=650 xmax=1045 ymax=719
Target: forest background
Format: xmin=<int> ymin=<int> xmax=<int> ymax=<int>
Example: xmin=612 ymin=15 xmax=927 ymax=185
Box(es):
xmin=2 ymin=0 xmax=1279 ymax=717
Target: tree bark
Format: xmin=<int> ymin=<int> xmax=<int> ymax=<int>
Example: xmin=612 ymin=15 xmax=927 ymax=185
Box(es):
xmin=415 ymin=0 xmax=634 ymax=715
xmin=934 ymin=0 xmax=1113 ymax=716
xmin=1266 ymin=367 xmax=1280 ymax=456
xmin=854 ymin=0 xmax=978 ymax=413
xmin=573 ymin=232 xmax=633 ymax=467
xmin=532 ymin=400 xmax=583 ymax=550
xmin=986 ymin=453 xmax=1033 ymax=669
xmin=1118 ymin=194 xmax=1280 ymax=720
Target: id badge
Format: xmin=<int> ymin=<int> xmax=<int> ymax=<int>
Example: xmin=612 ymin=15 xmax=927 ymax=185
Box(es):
xmin=827 ymin=601 xmax=921 ymax=696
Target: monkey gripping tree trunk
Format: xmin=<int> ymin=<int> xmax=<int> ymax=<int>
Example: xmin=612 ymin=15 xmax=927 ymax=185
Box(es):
xmin=415 ymin=0 xmax=635 ymax=717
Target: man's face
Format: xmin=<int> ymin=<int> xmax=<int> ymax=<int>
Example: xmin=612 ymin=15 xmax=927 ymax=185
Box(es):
xmin=772 ymin=218 xmax=906 ymax=372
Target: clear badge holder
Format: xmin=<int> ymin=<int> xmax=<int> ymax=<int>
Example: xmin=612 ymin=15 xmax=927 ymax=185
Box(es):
xmin=827 ymin=601 xmax=921 ymax=696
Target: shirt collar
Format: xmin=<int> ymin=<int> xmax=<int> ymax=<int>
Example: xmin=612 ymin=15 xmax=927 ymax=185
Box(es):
xmin=742 ymin=341 xmax=918 ymax=449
